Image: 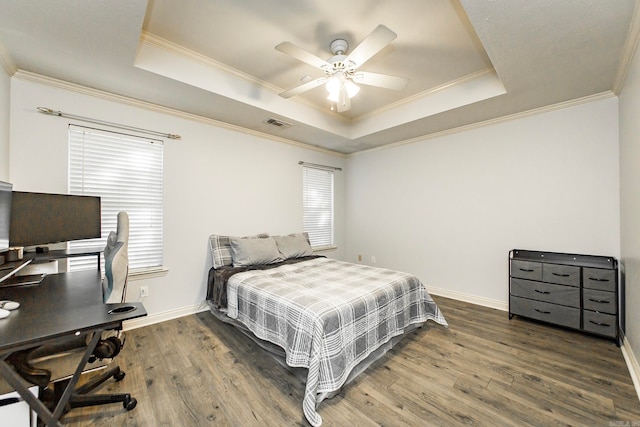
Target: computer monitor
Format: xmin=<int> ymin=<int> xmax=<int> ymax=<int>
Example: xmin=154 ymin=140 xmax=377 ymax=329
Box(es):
xmin=9 ymin=191 xmax=101 ymax=248
xmin=0 ymin=181 xmax=11 ymax=252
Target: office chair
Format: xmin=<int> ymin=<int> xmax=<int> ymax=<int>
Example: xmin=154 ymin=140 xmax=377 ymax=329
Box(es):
xmin=7 ymin=211 xmax=137 ymax=417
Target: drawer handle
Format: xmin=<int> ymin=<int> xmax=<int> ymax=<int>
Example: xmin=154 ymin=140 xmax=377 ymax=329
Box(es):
xmin=552 ymin=273 xmax=570 ymax=277
xmin=534 ymin=308 xmax=551 ymax=314
xmin=534 ymin=289 xmax=551 ymax=294
xmin=589 ymin=320 xmax=611 ymax=327
xmin=588 ymin=277 xmax=610 ymax=282
xmin=519 ymin=268 xmax=535 ymax=272
xmin=588 ymin=298 xmax=609 ymax=304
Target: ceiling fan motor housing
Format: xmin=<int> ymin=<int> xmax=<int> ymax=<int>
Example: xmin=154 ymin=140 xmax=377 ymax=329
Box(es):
xmin=327 ymin=39 xmax=355 ymax=75
xmin=330 ymin=39 xmax=349 ymax=55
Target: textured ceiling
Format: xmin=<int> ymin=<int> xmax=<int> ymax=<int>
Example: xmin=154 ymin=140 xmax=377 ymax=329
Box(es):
xmin=0 ymin=0 xmax=636 ymax=154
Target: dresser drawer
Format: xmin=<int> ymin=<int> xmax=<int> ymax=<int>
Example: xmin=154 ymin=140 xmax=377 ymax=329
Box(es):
xmin=542 ymin=263 xmax=580 ymax=286
xmin=511 ymin=260 xmax=542 ymax=281
xmin=583 ymin=311 xmax=617 ymax=338
xmin=510 ymin=296 xmax=580 ymax=329
xmin=510 ymin=278 xmax=579 ymax=308
xmin=583 ymin=268 xmax=616 ymax=292
xmin=583 ymin=289 xmax=617 ymax=314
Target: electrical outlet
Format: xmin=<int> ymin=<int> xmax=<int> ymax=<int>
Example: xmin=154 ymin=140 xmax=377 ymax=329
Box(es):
xmin=371 ymin=256 xmax=376 ymax=264
xmin=139 ymin=286 xmax=149 ymax=298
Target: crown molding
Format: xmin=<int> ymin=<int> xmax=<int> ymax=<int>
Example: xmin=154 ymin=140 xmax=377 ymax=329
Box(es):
xmin=12 ymin=70 xmax=345 ymax=158
xmin=11 ymin=70 xmax=615 ymax=160
xmin=613 ymin=0 xmax=640 ymax=94
xmin=349 ymin=91 xmax=616 ymax=157
xmin=0 ymin=41 xmax=17 ymax=76
xmin=356 ymin=68 xmax=498 ymax=121
xmin=140 ymin=31 xmax=276 ymax=91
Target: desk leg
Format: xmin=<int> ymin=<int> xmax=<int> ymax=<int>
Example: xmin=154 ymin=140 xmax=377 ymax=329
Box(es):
xmin=0 ymin=330 xmax=105 ymax=427
xmin=0 ymin=355 xmax=60 ymax=427
xmin=50 ymin=331 xmax=103 ymax=422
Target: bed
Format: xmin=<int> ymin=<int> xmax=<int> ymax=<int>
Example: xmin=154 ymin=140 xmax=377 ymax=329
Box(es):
xmin=206 ymin=233 xmax=447 ymax=426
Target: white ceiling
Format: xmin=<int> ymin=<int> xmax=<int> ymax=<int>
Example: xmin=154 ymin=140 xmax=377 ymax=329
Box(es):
xmin=0 ymin=0 xmax=636 ymax=154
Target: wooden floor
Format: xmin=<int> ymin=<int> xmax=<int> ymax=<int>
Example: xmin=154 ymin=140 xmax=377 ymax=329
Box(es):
xmin=59 ymin=296 xmax=640 ymax=426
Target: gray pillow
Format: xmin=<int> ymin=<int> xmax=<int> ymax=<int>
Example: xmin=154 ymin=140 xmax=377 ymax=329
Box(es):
xmin=209 ymin=233 xmax=268 ymax=268
xmin=230 ymin=236 xmax=284 ymax=267
xmin=274 ymin=234 xmax=314 ymax=259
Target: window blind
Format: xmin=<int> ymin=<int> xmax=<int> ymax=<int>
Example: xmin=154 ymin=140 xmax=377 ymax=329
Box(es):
xmin=302 ymin=166 xmax=334 ymax=248
xmin=68 ymin=125 xmax=164 ymax=271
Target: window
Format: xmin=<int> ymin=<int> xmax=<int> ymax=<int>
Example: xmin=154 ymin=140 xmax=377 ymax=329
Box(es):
xmin=68 ymin=125 xmax=163 ymax=272
xmin=302 ymin=165 xmax=334 ymax=248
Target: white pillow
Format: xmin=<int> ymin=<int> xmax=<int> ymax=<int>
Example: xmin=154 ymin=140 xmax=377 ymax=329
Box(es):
xmin=230 ymin=236 xmax=284 ymax=267
xmin=274 ymin=234 xmax=314 ymax=259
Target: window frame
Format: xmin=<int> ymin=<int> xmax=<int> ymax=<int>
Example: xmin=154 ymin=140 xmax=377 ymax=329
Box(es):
xmin=67 ymin=125 xmax=164 ymax=273
xmin=302 ymin=165 xmax=335 ymax=250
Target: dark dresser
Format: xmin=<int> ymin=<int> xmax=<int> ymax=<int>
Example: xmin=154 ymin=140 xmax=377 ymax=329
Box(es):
xmin=509 ymin=249 xmax=622 ymax=346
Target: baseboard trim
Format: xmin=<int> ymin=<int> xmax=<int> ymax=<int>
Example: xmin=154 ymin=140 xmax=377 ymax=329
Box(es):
xmin=621 ymin=335 xmax=640 ymax=402
xmin=428 ymin=286 xmax=508 ymax=312
xmin=122 ymin=302 xmax=209 ymax=330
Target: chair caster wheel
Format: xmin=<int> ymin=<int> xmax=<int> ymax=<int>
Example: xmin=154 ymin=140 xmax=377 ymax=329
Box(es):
xmin=114 ymin=371 xmax=126 ymax=381
xmin=124 ymin=397 xmax=137 ymax=410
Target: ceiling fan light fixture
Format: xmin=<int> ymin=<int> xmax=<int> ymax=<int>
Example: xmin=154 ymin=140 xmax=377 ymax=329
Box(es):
xmin=325 ymin=75 xmax=341 ymax=94
xmin=326 ymin=73 xmax=360 ymax=102
xmin=327 ymin=90 xmax=340 ymax=103
xmin=345 ymin=80 xmax=360 ymax=98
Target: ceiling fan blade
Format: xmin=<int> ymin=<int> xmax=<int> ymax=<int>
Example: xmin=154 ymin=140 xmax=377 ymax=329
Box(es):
xmin=279 ymin=77 xmax=327 ymax=98
xmin=352 ymin=71 xmax=409 ymax=90
xmin=276 ymin=42 xmax=332 ymax=70
xmin=345 ymin=25 xmax=397 ymax=68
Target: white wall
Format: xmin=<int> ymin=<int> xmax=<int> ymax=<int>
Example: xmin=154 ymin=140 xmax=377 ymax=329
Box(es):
xmin=619 ymin=40 xmax=640 ymax=368
xmin=345 ymin=97 xmax=620 ymax=307
xmin=5 ymin=74 xmax=624 ymax=329
xmin=0 ymin=66 xmax=10 ymax=180
xmin=8 ymin=77 xmax=346 ymax=322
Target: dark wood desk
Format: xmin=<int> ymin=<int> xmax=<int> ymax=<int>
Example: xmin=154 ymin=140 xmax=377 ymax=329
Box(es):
xmin=0 ymin=270 xmax=146 ymax=426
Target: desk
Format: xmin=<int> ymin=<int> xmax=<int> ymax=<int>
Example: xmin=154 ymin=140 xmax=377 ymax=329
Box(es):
xmin=0 ymin=270 xmax=146 ymax=426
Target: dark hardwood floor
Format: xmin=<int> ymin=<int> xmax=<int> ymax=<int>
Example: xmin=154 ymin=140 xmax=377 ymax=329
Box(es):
xmin=60 ymin=296 xmax=640 ymax=426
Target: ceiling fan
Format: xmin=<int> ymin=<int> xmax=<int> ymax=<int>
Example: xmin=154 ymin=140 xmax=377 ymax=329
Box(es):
xmin=276 ymin=25 xmax=409 ymax=112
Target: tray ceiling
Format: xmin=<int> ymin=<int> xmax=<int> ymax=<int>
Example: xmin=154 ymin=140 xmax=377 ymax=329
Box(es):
xmin=0 ymin=0 xmax=635 ymax=154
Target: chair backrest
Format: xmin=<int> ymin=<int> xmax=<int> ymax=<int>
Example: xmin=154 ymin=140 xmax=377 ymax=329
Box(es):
xmin=103 ymin=212 xmax=129 ymax=304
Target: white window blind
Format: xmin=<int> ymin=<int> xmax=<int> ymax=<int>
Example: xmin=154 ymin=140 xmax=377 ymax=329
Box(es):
xmin=68 ymin=125 xmax=163 ymax=271
xmin=302 ymin=166 xmax=334 ymax=248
